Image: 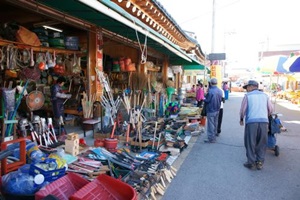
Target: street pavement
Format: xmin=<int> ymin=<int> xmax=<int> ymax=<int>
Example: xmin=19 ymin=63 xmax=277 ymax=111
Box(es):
xmin=161 ymin=92 xmax=300 ymax=200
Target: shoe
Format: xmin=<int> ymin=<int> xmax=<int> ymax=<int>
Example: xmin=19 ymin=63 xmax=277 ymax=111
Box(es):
xmin=204 ymin=139 xmax=216 ymax=143
xmin=256 ymin=161 xmax=263 ymax=170
xmin=243 ymin=162 xmax=256 ymax=170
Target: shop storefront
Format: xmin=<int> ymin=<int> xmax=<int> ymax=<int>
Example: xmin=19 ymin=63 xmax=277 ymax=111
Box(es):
xmin=0 ymin=0 xmax=206 ymax=199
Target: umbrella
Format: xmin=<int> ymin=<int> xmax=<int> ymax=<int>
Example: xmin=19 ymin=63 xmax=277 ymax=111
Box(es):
xmin=257 ymin=55 xmax=289 ymax=74
xmin=283 ymin=55 xmax=300 ymax=72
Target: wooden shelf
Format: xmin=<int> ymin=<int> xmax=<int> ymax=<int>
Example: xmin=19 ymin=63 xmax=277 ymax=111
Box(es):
xmin=0 ymin=39 xmax=83 ymax=55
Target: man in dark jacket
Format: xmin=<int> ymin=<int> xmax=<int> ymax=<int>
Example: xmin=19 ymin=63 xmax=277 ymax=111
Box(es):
xmin=203 ymin=78 xmax=223 ymax=143
xmin=51 ymin=76 xmax=71 ymax=127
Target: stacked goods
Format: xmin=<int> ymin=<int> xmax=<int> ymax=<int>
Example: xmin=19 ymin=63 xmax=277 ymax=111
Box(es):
xmin=33 ymin=27 xmax=49 ymax=47
xmin=65 ymin=36 xmax=79 ymax=50
xmin=81 ymin=91 xmax=95 ymax=119
xmin=64 ymin=133 xmax=79 ymax=156
xmin=48 ymin=31 xmax=65 ymax=49
xmin=16 ymin=26 xmax=41 ymax=46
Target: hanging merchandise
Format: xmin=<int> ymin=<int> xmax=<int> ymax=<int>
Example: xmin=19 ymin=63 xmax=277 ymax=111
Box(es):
xmin=19 ymin=65 xmax=41 ymax=81
xmin=37 ymin=53 xmax=46 ymax=71
xmin=72 ymin=53 xmax=81 ymax=74
xmin=53 ymin=55 xmax=65 ymax=75
xmin=2 ymin=87 xmax=16 ymax=113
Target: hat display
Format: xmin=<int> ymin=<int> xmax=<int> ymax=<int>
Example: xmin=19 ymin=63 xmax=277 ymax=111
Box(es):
xmin=243 ymin=80 xmax=259 ymax=89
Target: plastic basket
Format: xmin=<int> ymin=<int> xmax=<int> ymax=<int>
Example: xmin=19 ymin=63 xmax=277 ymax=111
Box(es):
xmin=70 ymin=174 xmax=137 ymax=200
xmin=29 ymin=164 xmax=66 ymax=183
xmin=35 ymin=173 xmax=89 ymax=200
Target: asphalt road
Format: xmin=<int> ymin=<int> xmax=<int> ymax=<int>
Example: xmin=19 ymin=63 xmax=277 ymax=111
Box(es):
xmin=162 ymin=92 xmax=300 ymax=200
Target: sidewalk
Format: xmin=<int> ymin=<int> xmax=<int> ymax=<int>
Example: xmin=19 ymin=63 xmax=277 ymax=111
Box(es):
xmin=161 ymin=92 xmax=300 ymax=200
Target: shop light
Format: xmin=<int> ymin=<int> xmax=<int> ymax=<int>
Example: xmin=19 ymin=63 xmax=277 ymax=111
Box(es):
xmin=126 ymin=1 xmax=131 ymax=8
xmin=132 ymin=6 xmax=137 ymax=13
xmin=137 ymin=10 xmax=141 ymax=16
xmin=43 ymin=25 xmax=63 ymax=32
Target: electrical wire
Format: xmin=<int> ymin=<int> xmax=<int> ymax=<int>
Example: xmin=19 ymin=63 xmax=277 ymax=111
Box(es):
xmin=130 ymin=16 xmax=148 ymax=64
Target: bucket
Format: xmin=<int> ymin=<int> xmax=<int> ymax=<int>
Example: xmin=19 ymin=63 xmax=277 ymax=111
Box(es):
xmin=94 ymin=139 xmax=105 ymax=147
xmin=200 ymin=117 xmax=206 ymax=126
xmin=105 ymin=138 xmax=118 ymax=149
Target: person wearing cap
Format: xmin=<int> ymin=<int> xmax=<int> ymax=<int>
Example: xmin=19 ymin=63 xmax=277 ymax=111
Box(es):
xmin=239 ymin=80 xmax=273 ymax=170
xmin=51 ymin=76 xmax=72 ymax=128
xmin=203 ymin=78 xmax=223 ymax=143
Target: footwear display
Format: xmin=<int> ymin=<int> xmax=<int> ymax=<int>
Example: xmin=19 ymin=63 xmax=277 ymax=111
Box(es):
xmin=243 ymin=162 xmax=256 ymax=170
xmin=256 ymin=161 xmax=263 ymax=170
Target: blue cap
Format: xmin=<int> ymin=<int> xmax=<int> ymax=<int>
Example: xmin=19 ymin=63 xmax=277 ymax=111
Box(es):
xmin=210 ymin=78 xmax=218 ymax=85
xmin=243 ymin=80 xmax=259 ymax=89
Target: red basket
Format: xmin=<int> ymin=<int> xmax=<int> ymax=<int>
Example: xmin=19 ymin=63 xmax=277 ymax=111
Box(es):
xmin=70 ymin=174 xmax=137 ymax=200
xmin=35 ymin=173 xmax=89 ymax=200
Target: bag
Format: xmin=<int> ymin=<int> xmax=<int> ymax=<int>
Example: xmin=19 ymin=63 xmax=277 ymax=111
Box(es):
xmin=19 ymin=65 xmax=41 ymax=81
xmin=269 ymin=115 xmax=281 ymax=134
xmin=201 ymin=103 xmax=207 ymax=116
xmin=16 ymin=26 xmax=41 ymax=46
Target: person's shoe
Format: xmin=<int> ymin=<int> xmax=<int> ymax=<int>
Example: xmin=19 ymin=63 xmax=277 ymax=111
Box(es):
xmin=256 ymin=161 xmax=263 ymax=170
xmin=243 ymin=162 xmax=256 ymax=170
xmin=204 ymin=139 xmax=216 ymax=143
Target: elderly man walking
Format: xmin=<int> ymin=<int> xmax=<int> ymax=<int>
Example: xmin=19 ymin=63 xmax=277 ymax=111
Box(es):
xmin=240 ymin=80 xmax=273 ymax=170
xmin=203 ymin=78 xmax=223 ymax=143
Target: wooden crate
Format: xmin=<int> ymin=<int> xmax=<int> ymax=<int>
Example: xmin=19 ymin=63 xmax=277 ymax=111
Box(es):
xmin=67 ymin=133 xmax=79 ymax=140
xmin=130 ymin=140 xmax=149 ymax=148
xmin=65 ymin=138 xmax=79 ymax=156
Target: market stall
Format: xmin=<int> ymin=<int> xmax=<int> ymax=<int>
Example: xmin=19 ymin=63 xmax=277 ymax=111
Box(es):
xmin=0 ymin=0 xmax=207 ymax=199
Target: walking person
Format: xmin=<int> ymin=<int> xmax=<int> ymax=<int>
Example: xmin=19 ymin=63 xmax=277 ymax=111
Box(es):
xmin=239 ymin=80 xmax=273 ymax=170
xmin=203 ymin=78 xmax=223 ymax=143
xmin=196 ymin=83 xmax=205 ymax=108
xmin=217 ymin=89 xmax=225 ymax=136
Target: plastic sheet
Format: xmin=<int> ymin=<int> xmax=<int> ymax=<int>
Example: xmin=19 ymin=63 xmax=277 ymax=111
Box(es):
xmin=2 ymin=171 xmax=36 ymax=195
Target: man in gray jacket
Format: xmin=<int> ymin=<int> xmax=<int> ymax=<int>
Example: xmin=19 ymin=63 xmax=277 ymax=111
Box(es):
xmin=204 ymin=78 xmax=223 ymax=143
xmin=240 ymin=80 xmax=273 ymax=170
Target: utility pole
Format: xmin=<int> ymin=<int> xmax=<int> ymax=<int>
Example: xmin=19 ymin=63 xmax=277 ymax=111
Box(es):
xmin=211 ymin=0 xmax=216 ymax=53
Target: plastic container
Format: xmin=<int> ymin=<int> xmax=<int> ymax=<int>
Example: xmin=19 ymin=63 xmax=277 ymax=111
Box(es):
xmin=105 ymin=138 xmax=118 ymax=149
xmin=35 ymin=173 xmax=89 ymax=200
xmin=70 ymin=174 xmax=137 ymax=200
xmin=29 ymin=163 xmax=66 ymax=183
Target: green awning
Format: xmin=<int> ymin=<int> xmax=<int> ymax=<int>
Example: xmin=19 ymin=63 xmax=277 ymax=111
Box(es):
xmin=183 ymin=65 xmax=205 ymax=70
xmin=36 ymin=0 xmax=201 ymax=66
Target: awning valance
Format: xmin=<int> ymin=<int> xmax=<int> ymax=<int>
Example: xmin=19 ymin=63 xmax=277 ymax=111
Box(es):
xmin=183 ymin=65 xmax=205 ymax=70
xmin=36 ymin=0 xmax=201 ymax=65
